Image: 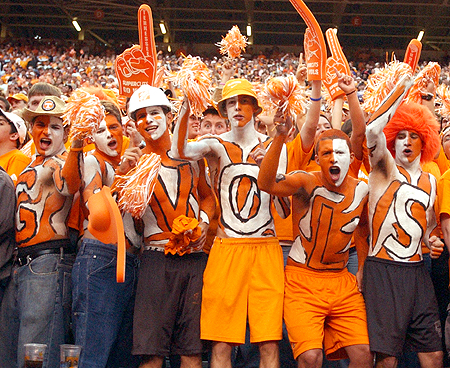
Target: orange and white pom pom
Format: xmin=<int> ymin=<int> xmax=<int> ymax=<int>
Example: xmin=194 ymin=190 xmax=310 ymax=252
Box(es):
xmin=64 ymin=89 xmax=105 ymax=141
xmin=437 ymin=84 xmax=450 ymax=120
xmin=251 ymin=81 xmax=270 ymax=114
xmin=79 ymin=85 xmax=120 ymax=107
xmin=404 ymin=62 xmax=441 ymax=104
xmin=20 ymin=140 xmax=33 ymax=158
xmin=154 ymin=65 xmax=169 ymax=89
xmin=175 ymin=55 xmax=212 ymax=117
xmin=216 ymin=25 xmax=248 ymax=59
xmin=262 ymin=75 xmax=308 ymax=117
xmin=362 ymin=61 xmax=413 ymax=113
xmin=112 ymin=153 xmax=161 ymax=219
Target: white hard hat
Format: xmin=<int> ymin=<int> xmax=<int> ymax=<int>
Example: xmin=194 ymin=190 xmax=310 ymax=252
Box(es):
xmin=128 ymin=85 xmax=172 ymax=121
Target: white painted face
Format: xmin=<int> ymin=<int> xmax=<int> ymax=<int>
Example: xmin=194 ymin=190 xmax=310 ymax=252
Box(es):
xmin=394 ymin=130 xmax=422 ymax=167
xmin=135 ymin=106 xmax=167 ymax=141
xmin=92 ymin=119 xmax=118 ymax=157
xmin=31 ymin=115 xmax=66 ymax=157
xmin=316 ymin=138 xmax=351 ymax=187
xmin=331 ymin=139 xmax=351 ymax=187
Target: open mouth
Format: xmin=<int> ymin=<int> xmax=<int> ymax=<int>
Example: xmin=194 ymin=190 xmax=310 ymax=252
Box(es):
xmin=329 ymin=166 xmax=341 ymax=181
xmin=40 ymin=138 xmax=52 ymax=150
xmin=107 ymin=139 xmax=117 ymax=150
xmin=145 ymin=125 xmax=158 ymax=133
xmin=403 ymin=148 xmax=412 ymax=155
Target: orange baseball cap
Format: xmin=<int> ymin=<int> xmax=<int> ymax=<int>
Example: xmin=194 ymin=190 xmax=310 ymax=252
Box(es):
xmin=7 ymin=93 xmax=28 ymax=103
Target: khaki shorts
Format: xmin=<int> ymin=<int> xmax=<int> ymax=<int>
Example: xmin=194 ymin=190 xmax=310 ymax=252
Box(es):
xmin=201 ymin=237 xmax=284 ymax=344
xmin=284 ymin=265 xmax=369 ymax=360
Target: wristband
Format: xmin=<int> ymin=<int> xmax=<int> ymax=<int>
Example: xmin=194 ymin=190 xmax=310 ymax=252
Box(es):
xmin=345 ymin=90 xmax=356 ymax=97
xmin=310 ymin=96 xmax=322 ymax=102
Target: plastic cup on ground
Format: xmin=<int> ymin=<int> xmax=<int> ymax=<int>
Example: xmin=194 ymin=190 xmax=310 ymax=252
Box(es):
xmin=60 ymin=344 xmax=82 ymax=368
xmin=24 ymin=343 xmax=47 ymax=368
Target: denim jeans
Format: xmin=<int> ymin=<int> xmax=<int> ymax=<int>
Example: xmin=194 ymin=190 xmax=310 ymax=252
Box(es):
xmin=0 ymin=249 xmax=74 ymax=368
xmin=72 ymin=238 xmax=140 ymax=368
xmin=0 ymin=274 xmax=19 ymax=368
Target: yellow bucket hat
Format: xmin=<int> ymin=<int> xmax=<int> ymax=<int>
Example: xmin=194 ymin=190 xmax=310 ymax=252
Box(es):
xmin=217 ymin=79 xmax=262 ymax=118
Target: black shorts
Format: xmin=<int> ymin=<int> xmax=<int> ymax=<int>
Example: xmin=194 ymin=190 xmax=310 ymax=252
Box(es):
xmin=132 ymin=250 xmax=207 ymax=356
xmin=446 ymin=303 xmax=450 ymax=357
xmin=362 ymin=257 xmax=442 ymax=357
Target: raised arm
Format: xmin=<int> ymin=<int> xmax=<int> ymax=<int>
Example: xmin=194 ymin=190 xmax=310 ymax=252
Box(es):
xmin=335 ymin=69 xmax=366 ymax=160
xmin=190 ymin=158 xmax=216 ymax=251
xmin=258 ymin=110 xmax=312 ymax=197
xmin=171 ymin=98 xmax=212 ymax=161
xmin=300 ymin=80 xmax=322 ymax=152
xmin=366 ymin=75 xmax=412 ymax=171
xmin=57 ymin=138 xmax=84 ymax=195
xmin=354 ymin=199 xmax=369 ymax=291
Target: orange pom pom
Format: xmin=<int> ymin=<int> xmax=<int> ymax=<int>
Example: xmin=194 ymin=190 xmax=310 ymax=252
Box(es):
xmin=21 ymin=140 xmax=33 ymax=158
xmin=252 ymin=81 xmax=270 ymax=114
xmin=217 ymin=25 xmax=248 ymax=59
xmin=79 ymin=85 xmax=119 ymax=107
xmin=175 ymin=55 xmax=212 ymax=116
xmin=362 ymin=61 xmax=413 ymax=114
xmin=437 ymin=83 xmax=450 ymax=120
xmin=112 ymin=153 xmax=161 ymax=219
xmin=64 ymin=89 xmax=105 ymax=141
xmin=110 ymin=88 xmax=127 ymax=111
xmin=165 ymin=215 xmax=201 ymax=256
xmin=154 ymin=65 xmax=169 ymax=88
xmin=262 ymin=75 xmax=308 ymax=117
xmin=404 ymin=62 xmax=441 ymax=104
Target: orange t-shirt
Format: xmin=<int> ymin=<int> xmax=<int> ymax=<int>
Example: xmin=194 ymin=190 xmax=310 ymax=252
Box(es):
xmin=0 ymin=149 xmax=31 ymax=184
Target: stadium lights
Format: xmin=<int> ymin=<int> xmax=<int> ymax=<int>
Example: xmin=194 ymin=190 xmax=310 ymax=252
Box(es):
xmin=72 ymin=18 xmax=81 ymax=32
xmin=417 ymin=30 xmax=425 ymax=42
xmin=159 ymin=21 xmax=167 ymax=35
xmin=247 ymin=24 xmax=252 ymax=37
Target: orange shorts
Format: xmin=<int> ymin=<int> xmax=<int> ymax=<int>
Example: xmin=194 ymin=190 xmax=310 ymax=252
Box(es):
xmin=201 ymin=237 xmax=284 ymax=344
xmin=284 ymin=265 xmax=369 ymax=360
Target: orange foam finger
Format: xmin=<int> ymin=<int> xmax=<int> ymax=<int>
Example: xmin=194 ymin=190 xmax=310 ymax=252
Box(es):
xmin=114 ymin=6 xmax=157 ymax=97
xmin=289 ymin=0 xmax=326 ymax=80
xmin=403 ymin=39 xmax=422 ymax=73
xmin=138 ymin=4 xmax=157 ymax=65
xmin=325 ymin=28 xmax=350 ymax=75
xmin=323 ymin=57 xmax=345 ymax=101
xmin=87 ymin=186 xmax=126 ymax=283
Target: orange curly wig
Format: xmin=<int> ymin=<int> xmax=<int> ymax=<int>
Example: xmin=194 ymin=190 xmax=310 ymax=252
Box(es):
xmin=383 ymin=102 xmax=440 ymax=163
